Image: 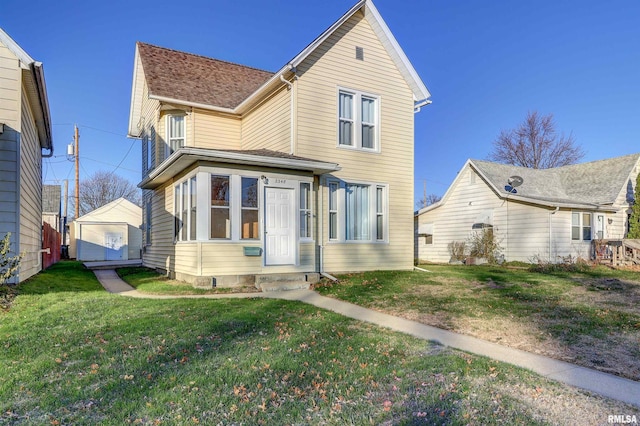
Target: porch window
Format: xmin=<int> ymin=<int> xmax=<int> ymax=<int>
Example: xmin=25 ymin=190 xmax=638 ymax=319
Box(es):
xmin=211 ymin=175 xmax=230 ymax=239
xmin=174 ymin=177 xmax=197 ymax=242
xmin=167 ymin=114 xmax=185 ymax=155
xmin=571 ymin=212 xmax=592 ymax=241
xmin=241 ymin=177 xmax=258 ymax=239
xmin=300 ymin=182 xmax=311 ymax=238
xmin=329 ymin=182 xmax=338 ymax=240
xmin=346 ymin=183 xmax=370 ymax=240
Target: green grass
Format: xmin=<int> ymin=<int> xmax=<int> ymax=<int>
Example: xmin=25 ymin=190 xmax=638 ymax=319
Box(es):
xmin=116 ymin=267 xmax=259 ymax=295
xmin=1 ymin=261 xmax=622 ymax=424
xmin=316 ymin=265 xmax=640 ymax=379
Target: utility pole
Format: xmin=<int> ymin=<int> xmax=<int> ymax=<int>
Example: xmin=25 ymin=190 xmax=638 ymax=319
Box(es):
xmin=74 ymin=125 xmax=79 ymax=219
xmin=63 ymin=180 xmax=68 ymax=246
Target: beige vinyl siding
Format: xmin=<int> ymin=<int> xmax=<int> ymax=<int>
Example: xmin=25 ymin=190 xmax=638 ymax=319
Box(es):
xmin=18 ymin=87 xmax=42 ymax=280
xmin=193 ymin=108 xmax=241 ymax=150
xmin=241 ymin=85 xmax=290 ymax=152
xmin=140 ymin=81 xmax=160 ymax=175
xmin=296 ymin=12 xmax=415 ymax=272
xmin=0 ymin=41 xmax=20 ymax=258
xmin=142 ymin=184 xmax=174 ymax=270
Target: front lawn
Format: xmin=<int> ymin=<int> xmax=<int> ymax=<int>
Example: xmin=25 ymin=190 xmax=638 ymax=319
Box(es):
xmin=316 ymin=265 xmax=640 ymax=381
xmin=1 ymin=261 xmax=634 ymax=424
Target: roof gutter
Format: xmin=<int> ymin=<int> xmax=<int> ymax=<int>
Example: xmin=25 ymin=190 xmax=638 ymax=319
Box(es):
xmin=32 ymin=62 xmax=53 ymax=157
xmin=414 ymin=99 xmax=432 ymax=113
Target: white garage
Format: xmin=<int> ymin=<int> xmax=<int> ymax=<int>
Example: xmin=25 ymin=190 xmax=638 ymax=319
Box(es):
xmin=70 ymin=198 xmax=142 ymax=261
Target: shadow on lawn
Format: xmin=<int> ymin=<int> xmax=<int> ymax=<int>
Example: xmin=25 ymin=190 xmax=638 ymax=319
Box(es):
xmin=18 ymin=260 xmax=104 ymax=295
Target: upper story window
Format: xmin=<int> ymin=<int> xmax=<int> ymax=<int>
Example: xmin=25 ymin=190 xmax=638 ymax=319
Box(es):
xmin=572 ymin=212 xmax=592 ymax=241
xmin=338 ymin=89 xmax=379 ymax=151
xmin=167 ymin=114 xmax=185 ymax=156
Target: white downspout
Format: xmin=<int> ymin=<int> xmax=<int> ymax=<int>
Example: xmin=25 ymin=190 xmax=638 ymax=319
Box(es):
xmin=549 ymin=206 xmax=559 ymax=262
xmin=279 ymin=74 xmax=295 ymax=155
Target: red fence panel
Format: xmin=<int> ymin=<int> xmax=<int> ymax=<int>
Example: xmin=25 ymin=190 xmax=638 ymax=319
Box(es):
xmin=42 ymin=222 xmax=61 ymax=269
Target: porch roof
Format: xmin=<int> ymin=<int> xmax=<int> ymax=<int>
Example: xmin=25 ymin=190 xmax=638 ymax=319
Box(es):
xmin=139 ymin=148 xmax=341 ymax=189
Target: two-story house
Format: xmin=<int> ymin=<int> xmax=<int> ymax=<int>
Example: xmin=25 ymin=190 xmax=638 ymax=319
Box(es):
xmin=127 ymin=0 xmax=430 ymax=287
xmin=0 ymin=28 xmax=53 ymax=283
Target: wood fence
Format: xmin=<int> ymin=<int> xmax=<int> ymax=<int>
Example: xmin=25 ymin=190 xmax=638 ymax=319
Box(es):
xmin=42 ymin=222 xmax=61 ymax=269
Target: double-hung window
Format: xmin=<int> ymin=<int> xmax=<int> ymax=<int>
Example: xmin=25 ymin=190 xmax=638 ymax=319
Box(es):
xmin=328 ymin=180 xmax=387 ymax=242
xmin=174 ymin=176 xmax=197 ymax=242
xmin=338 ymin=89 xmax=379 ymax=151
xmin=167 ymin=114 xmax=185 ymax=156
xmin=571 ymin=212 xmax=592 ymax=241
xmin=211 ymin=175 xmax=230 ymax=239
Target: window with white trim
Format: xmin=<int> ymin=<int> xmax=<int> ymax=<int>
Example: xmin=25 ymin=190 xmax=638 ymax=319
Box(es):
xmin=241 ymin=177 xmax=258 ymax=240
xmin=167 ymin=114 xmax=185 ymax=156
xmin=300 ymin=182 xmax=311 ymax=239
xmin=328 ymin=180 xmax=387 ymax=242
xmin=571 ymin=212 xmax=592 ymax=241
xmin=174 ymin=176 xmax=197 ymax=242
xmin=338 ymin=89 xmax=379 ymax=151
xmin=145 ymin=199 xmax=152 ymax=245
xmin=211 ymin=175 xmax=230 ymax=239
xmin=329 ymin=182 xmax=338 ymax=240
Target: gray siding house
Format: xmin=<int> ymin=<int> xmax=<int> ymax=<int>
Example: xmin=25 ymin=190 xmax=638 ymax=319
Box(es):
xmin=0 ymin=28 xmax=53 ymax=282
xmin=416 ymin=154 xmax=640 ymax=264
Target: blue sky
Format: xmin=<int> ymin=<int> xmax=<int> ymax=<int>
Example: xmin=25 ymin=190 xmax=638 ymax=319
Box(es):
xmin=2 ymin=0 xmax=639 ymax=204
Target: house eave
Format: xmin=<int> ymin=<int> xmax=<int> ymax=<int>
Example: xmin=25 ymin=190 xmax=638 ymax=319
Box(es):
xmin=503 ymin=194 xmax=618 ymax=212
xmin=139 ymin=148 xmax=341 ymax=189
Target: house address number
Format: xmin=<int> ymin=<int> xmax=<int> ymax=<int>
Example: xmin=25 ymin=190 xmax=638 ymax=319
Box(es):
xmin=274 ymin=179 xmax=287 ymax=184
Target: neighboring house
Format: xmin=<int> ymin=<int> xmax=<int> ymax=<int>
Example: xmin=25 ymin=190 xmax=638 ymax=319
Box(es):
xmin=69 ymin=198 xmax=142 ymax=262
xmin=127 ymin=0 xmax=430 ymax=286
xmin=0 ymin=28 xmax=53 ymax=283
xmin=416 ymin=154 xmax=640 ymax=264
xmin=42 ymin=184 xmax=61 ymax=232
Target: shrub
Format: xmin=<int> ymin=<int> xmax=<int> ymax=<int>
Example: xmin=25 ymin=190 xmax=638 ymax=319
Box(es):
xmin=447 ymin=241 xmax=467 ymax=262
xmin=1 ymin=233 xmax=22 ymax=286
xmin=468 ymin=227 xmax=503 ymax=264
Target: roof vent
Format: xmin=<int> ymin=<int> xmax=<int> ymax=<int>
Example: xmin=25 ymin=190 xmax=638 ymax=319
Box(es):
xmin=355 ymin=46 xmax=364 ymax=61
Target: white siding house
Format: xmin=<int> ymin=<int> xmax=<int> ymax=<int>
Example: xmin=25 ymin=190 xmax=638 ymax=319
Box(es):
xmin=70 ymin=198 xmax=142 ymax=262
xmin=416 ymin=154 xmax=640 ymax=264
xmin=0 ymin=28 xmax=53 ymax=282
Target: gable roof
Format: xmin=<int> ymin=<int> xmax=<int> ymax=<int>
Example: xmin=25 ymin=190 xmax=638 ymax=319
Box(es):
xmin=128 ymin=0 xmax=430 ymax=137
xmin=75 ymin=198 xmax=141 ymax=223
xmin=420 ymin=154 xmax=640 ymax=215
xmin=137 ymin=42 xmax=273 ymax=110
xmin=0 ymin=28 xmax=53 ymax=152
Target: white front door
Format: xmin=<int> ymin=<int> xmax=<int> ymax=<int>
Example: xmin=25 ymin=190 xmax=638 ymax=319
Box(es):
xmin=264 ymin=187 xmax=296 ymax=265
xmin=105 ymin=232 xmax=123 ymax=261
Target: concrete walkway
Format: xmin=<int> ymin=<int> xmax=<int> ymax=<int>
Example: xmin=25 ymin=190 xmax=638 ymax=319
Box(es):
xmin=94 ymin=269 xmax=640 ymax=408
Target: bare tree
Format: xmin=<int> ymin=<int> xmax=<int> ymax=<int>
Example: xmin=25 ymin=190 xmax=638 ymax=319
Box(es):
xmin=488 ymin=111 xmax=585 ymax=169
xmin=78 ymin=171 xmax=140 ymax=216
xmin=416 ymin=194 xmax=442 ymax=210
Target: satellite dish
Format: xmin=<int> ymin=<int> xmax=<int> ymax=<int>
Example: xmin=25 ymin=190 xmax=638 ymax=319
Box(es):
xmin=504 ymin=185 xmax=517 ymax=194
xmin=508 ymin=175 xmax=523 ymax=187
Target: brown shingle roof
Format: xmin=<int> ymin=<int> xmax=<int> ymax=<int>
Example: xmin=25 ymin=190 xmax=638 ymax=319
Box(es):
xmin=137 ymin=42 xmax=274 ymax=110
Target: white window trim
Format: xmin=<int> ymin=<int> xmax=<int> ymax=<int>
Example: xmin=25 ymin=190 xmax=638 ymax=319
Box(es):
xmin=173 ymin=172 xmax=198 ymax=243
xmin=165 ymin=113 xmax=186 ymax=158
xmin=571 ymin=211 xmax=593 ymax=241
xmin=337 ymin=87 xmax=380 ymax=152
xmin=326 ymin=178 xmax=388 ymax=244
xmin=300 ymin=182 xmax=313 ymax=241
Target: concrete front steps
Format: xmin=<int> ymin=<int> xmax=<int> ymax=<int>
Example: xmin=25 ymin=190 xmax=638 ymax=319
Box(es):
xmin=255 ymin=273 xmax=319 ymax=292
